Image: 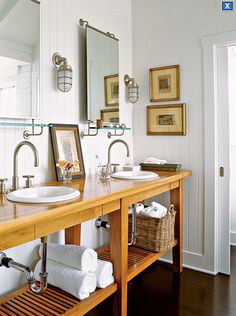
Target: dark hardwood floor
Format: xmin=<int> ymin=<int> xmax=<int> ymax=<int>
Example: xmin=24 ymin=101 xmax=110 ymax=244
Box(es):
xmin=87 ymin=246 xmax=236 ymax=316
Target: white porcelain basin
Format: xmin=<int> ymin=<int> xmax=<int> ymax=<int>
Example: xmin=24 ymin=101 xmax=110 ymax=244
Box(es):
xmin=111 ymin=171 xmax=159 ymax=180
xmin=7 ymin=186 xmax=80 ymax=204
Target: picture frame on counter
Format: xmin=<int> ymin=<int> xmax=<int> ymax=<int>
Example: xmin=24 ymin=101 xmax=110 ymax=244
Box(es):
xmin=104 ymin=74 xmax=119 ymax=106
xmin=49 ymin=124 xmax=85 ymax=182
xmin=101 ymin=108 xmax=119 ymax=123
xmin=146 ymin=104 xmax=186 ymax=136
xmin=149 ymin=65 xmax=180 ymax=102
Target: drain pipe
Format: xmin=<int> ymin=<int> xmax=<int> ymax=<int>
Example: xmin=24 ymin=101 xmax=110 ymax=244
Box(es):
xmin=0 ymin=236 xmax=48 ymax=295
xmin=128 ymin=203 xmax=137 ymax=246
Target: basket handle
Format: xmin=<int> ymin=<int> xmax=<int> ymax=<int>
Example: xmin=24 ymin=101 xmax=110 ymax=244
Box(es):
xmin=168 ymin=204 xmax=176 ymax=216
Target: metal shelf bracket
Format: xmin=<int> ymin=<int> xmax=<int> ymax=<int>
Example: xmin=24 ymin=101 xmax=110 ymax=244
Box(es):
xmin=23 ymin=120 xmax=44 ymax=140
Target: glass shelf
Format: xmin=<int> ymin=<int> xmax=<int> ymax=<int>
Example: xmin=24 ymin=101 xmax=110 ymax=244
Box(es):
xmin=0 ymin=122 xmax=131 ymax=130
xmin=89 ymin=126 xmax=131 ymax=131
xmin=0 ymin=121 xmax=132 ymax=139
xmin=0 ymin=122 xmax=49 ymax=127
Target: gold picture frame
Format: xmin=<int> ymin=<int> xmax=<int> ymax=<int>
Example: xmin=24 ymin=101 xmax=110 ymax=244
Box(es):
xmin=149 ymin=65 xmax=180 ymax=102
xmin=147 ymin=104 xmax=186 ymax=135
xmin=104 ymin=74 xmax=119 ymax=106
xmin=101 ymin=109 xmax=119 ymax=123
xmin=49 ymin=124 xmax=85 ymax=181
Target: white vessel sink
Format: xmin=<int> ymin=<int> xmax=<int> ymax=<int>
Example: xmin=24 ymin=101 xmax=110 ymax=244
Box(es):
xmin=7 ymin=186 xmax=80 ymax=204
xmin=111 ymin=171 xmax=159 ymax=180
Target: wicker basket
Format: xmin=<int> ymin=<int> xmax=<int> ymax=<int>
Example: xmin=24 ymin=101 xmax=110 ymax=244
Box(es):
xmin=129 ymin=204 xmax=176 ymax=253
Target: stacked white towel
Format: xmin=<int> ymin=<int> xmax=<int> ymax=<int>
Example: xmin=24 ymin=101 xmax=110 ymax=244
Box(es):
xmin=95 ymin=260 xmax=114 ymax=288
xmin=35 ymin=260 xmax=96 ymax=300
xmin=140 ymin=202 xmax=167 ymax=219
xmin=143 ymin=157 xmax=167 ymax=165
xmin=128 ymin=203 xmax=145 ymax=215
xmin=36 ymin=243 xmax=114 ymax=300
xmin=40 ymin=243 xmax=97 ymax=272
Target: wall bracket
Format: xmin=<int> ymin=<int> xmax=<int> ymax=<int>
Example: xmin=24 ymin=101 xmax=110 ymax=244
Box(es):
xmin=80 ymin=121 xmax=99 ymax=139
xmin=107 ymin=124 xmax=127 ymax=138
xmin=107 ymin=128 xmax=125 ymax=139
xmin=23 ymin=119 xmax=44 ymax=140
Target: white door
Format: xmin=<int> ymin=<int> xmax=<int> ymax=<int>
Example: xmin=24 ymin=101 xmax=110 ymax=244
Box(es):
xmin=217 ymin=45 xmax=230 ymax=275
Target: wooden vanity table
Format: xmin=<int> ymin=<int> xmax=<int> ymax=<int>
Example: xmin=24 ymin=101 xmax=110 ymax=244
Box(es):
xmin=0 ymin=171 xmax=191 ymax=316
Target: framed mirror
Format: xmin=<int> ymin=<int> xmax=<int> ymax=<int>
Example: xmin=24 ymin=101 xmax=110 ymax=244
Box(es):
xmin=49 ymin=124 xmax=86 ymax=182
xmin=86 ymin=26 xmax=119 ymax=123
xmin=0 ymin=0 xmax=40 ymax=119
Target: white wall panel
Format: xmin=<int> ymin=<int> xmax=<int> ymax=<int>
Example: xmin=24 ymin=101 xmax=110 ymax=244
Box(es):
xmin=0 ymin=0 xmax=133 ymax=295
xmin=132 ymin=0 xmax=236 ymax=268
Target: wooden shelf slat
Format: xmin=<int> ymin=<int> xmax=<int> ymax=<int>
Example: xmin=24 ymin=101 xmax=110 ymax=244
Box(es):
xmin=0 ymin=283 xmax=117 ymax=316
xmin=97 ymin=240 xmax=178 ymax=282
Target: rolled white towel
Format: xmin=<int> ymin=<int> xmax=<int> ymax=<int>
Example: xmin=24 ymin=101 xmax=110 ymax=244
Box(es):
xmin=143 ymin=157 xmax=167 ymax=165
xmin=140 ymin=202 xmax=167 ymax=219
xmin=39 ymin=243 xmax=97 ymax=272
xmin=94 ymin=259 xmax=114 ymax=289
xmin=35 ymin=260 xmax=96 ymax=300
xmin=128 ymin=203 xmax=145 ymax=215
xmin=151 ymin=202 xmax=168 ymax=214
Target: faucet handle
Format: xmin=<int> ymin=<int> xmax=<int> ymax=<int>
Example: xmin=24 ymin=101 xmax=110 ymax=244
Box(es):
xmin=110 ymin=164 xmax=120 ymax=173
xmin=23 ymin=175 xmax=34 ymax=189
xmin=0 ymin=178 xmax=8 ymax=195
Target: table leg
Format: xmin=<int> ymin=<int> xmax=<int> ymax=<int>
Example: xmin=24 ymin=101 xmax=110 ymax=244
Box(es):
xmin=170 ymin=180 xmax=183 ymax=273
xmin=65 ymin=224 xmax=81 ymax=245
xmin=108 ymin=198 xmax=128 ymax=316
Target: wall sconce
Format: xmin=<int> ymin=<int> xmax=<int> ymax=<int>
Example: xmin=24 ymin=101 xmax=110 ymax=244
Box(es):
xmin=124 ymin=74 xmax=139 ymax=104
xmin=52 ymin=52 xmax=73 ymax=92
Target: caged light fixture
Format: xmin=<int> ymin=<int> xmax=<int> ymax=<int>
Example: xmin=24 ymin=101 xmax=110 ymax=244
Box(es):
xmin=124 ymin=74 xmax=139 ymax=104
xmin=52 ymin=53 xmax=73 ymax=92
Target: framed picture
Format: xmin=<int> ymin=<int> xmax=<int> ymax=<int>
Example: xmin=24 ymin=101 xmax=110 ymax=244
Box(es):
xmin=49 ymin=124 xmax=85 ymax=182
xmin=149 ymin=65 xmax=180 ymax=102
xmin=101 ymin=109 xmax=119 ymax=123
xmin=104 ymin=74 xmax=119 ymax=106
xmin=147 ymin=104 xmax=186 ymax=135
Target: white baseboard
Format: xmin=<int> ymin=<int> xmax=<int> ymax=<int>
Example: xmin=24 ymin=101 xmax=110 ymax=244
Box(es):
xmin=157 ymin=250 xmax=216 ymax=275
xmin=158 ymin=257 xmax=217 ymax=275
xmin=231 ymin=231 xmax=236 ymax=246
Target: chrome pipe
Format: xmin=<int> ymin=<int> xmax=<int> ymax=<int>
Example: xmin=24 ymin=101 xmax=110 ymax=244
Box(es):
xmin=128 ymin=203 xmax=137 ymax=246
xmin=0 ymin=236 xmax=48 ymax=295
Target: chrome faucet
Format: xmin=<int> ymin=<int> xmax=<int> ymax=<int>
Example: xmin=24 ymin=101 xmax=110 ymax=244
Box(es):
xmin=108 ymin=139 xmax=130 ymax=172
xmin=12 ymin=141 xmax=39 ymax=191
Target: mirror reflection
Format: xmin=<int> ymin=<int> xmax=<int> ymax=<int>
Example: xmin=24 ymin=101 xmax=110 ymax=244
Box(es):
xmin=0 ymin=0 xmax=40 ymax=118
xmin=56 ymin=130 xmax=79 ymax=163
xmin=86 ymin=26 xmax=119 ymax=123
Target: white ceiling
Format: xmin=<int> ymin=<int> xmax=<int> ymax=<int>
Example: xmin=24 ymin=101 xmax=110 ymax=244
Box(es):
xmin=0 ymin=0 xmax=39 ymax=48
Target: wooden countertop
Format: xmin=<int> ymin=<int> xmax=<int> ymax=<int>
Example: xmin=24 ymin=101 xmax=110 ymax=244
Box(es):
xmin=0 ymin=170 xmax=191 ymax=316
xmin=0 ymin=171 xmax=191 ymax=241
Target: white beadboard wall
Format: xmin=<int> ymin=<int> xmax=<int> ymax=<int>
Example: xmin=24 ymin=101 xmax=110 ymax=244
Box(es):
xmin=132 ymin=0 xmax=236 ymax=271
xmin=0 ymin=0 xmax=133 ymax=296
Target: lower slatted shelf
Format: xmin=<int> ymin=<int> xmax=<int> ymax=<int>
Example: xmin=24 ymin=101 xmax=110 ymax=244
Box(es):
xmin=0 ymin=242 xmax=177 ymax=316
xmin=0 ymin=283 xmax=117 ymax=316
xmin=98 ymin=239 xmax=178 ymax=282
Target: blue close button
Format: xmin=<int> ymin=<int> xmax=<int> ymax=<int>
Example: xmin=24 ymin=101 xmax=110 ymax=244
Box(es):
xmin=222 ymin=1 xmax=233 ymax=10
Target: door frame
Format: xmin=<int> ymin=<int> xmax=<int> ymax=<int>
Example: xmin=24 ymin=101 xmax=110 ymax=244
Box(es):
xmin=201 ymin=31 xmax=236 ymax=274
